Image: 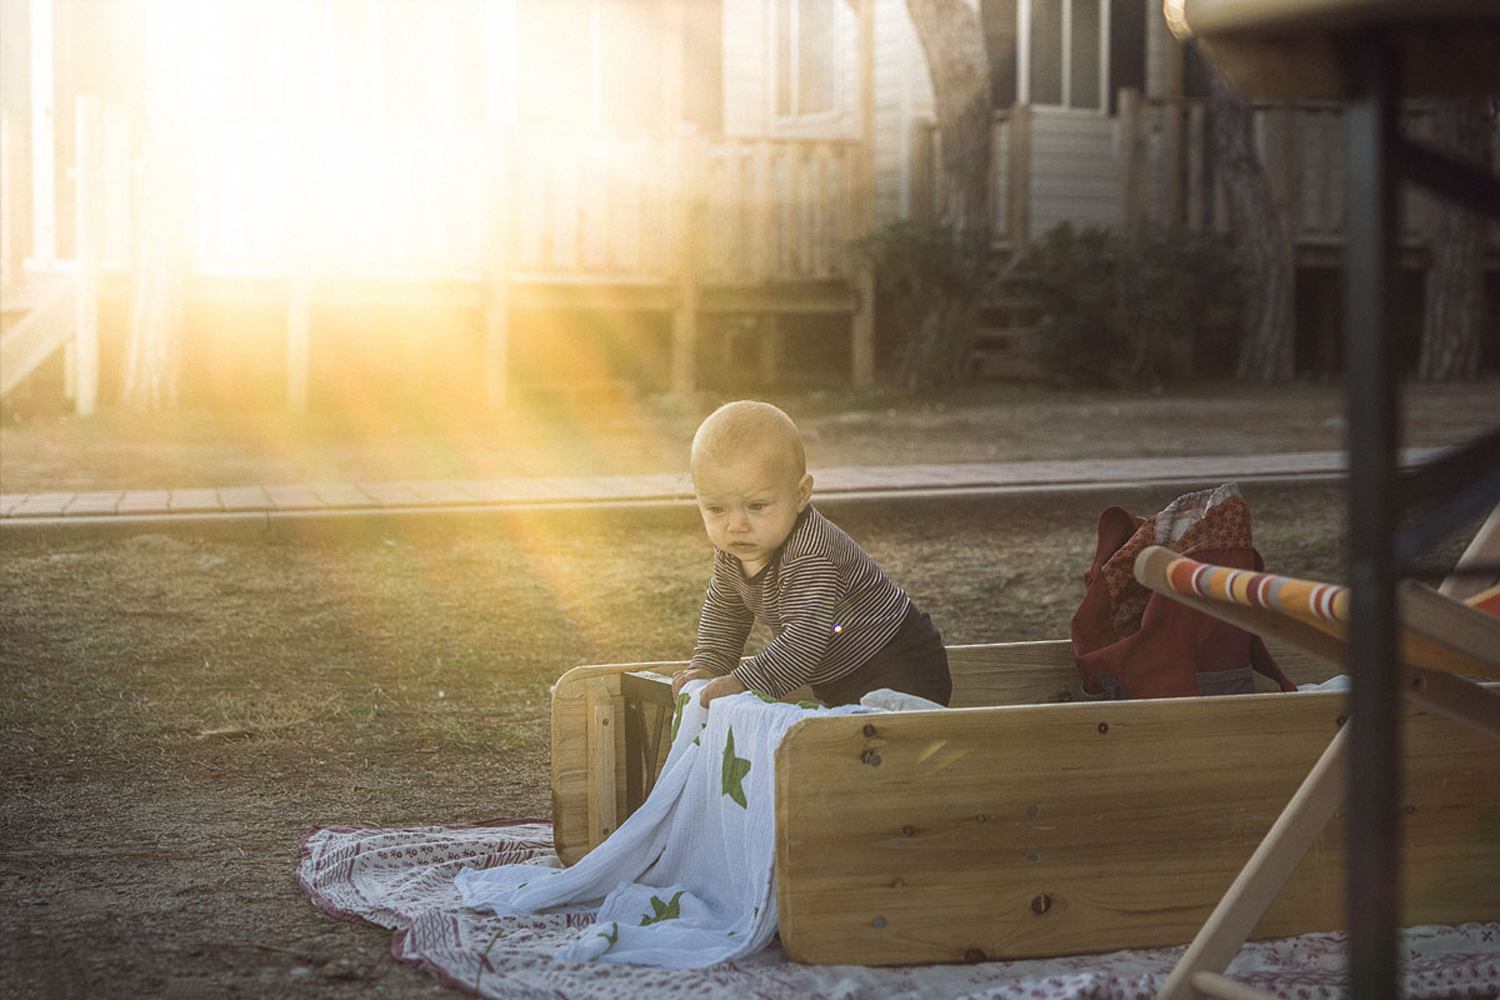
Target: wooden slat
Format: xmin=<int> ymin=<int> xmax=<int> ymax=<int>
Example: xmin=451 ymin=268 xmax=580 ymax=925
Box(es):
xmin=755 ymin=139 xmax=774 ymax=282
xmin=1156 ymin=723 xmax=1350 ymax=1000
xmin=813 ymin=142 xmax=834 ymax=279
xmin=774 ymin=690 xmax=1500 ymax=966
xmin=1187 ymin=102 xmax=1206 ymax=231
xmin=585 ymin=676 xmax=622 ymax=847
xmin=551 ymin=661 xmax=681 ymax=865
xmin=1398 ymin=579 xmax=1500 ymax=676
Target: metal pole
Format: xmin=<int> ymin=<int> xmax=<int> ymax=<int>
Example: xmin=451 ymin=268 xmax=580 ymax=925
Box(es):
xmin=1342 ymin=33 xmax=1400 ymax=1000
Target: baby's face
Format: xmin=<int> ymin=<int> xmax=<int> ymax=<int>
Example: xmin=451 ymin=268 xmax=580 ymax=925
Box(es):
xmin=692 ymin=450 xmax=812 ymax=576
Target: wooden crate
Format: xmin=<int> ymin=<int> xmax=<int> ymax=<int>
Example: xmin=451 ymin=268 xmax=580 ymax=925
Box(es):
xmin=549 ymin=640 xmax=1500 ymax=965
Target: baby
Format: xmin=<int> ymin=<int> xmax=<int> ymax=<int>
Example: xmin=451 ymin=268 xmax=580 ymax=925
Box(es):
xmin=671 ymin=400 xmax=952 ymax=709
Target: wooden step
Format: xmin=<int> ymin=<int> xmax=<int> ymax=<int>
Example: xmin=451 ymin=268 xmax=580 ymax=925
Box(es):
xmin=0 ymin=280 xmax=76 ymax=398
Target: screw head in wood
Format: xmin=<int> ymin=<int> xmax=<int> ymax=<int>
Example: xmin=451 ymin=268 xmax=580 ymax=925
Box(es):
xmin=1097 ymin=721 xmax=1109 ymax=734
xmin=1030 ymin=893 xmax=1052 ymax=914
xmin=863 ymin=723 xmax=877 ymax=737
xmin=964 ymin=948 xmax=987 ymax=963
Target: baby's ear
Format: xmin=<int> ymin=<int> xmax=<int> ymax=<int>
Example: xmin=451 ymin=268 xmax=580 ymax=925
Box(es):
xmin=797 ymin=472 xmax=814 ymax=509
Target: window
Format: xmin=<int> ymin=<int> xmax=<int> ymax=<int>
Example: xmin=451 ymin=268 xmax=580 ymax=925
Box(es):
xmin=1021 ymin=0 xmax=1105 ymax=110
xmin=515 ymin=0 xmax=665 ymax=132
xmin=776 ymin=0 xmax=837 ymax=118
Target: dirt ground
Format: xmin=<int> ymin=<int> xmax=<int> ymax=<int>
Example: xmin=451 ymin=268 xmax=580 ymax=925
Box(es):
xmin=1 ymin=381 xmax=1495 ymax=999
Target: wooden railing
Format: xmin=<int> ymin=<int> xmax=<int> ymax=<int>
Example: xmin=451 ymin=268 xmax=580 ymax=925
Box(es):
xmin=916 ymin=93 xmax=1472 ymax=258
xmin=1117 ymin=91 xmax=1210 ymax=232
xmin=0 ymin=98 xmax=875 ymax=408
xmin=1248 ymin=99 xmax=1451 ymax=250
xmin=148 ymin=123 xmax=867 ymax=283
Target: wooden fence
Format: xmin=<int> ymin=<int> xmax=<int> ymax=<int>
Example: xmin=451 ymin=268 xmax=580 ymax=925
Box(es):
xmin=154 ymin=125 xmax=865 ymax=284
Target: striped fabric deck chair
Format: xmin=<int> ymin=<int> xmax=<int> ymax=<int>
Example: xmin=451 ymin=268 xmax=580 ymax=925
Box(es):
xmin=1132 ymin=536 xmax=1500 ymax=1000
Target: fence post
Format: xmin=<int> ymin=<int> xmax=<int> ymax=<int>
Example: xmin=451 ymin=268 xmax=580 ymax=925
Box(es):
xmin=1160 ymin=98 xmax=1184 ymax=226
xmin=1118 ymin=87 xmax=1144 ymax=228
xmin=755 ymin=139 xmax=774 ymax=281
xmin=30 ymin=0 xmax=56 ymax=264
xmin=73 ymin=95 xmax=102 ymax=417
xmin=1187 ymin=101 xmax=1207 ymax=231
xmin=0 ymin=111 xmax=20 ymax=288
xmin=851 ymin=0 xmax=876 ymax=388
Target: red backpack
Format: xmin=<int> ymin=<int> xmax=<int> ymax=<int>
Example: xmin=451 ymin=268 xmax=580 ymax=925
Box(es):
xmin=1070 ymin=485 xmax=1295 ymax=700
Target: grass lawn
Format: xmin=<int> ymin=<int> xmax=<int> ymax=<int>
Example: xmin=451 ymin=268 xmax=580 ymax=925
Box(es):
xmin=1 ymin=379 xmax=1494 ymax=998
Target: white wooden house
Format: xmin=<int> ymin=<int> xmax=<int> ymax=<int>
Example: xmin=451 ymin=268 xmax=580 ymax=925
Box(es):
xmin=1 ymin=0 xmax=887 ymax=414
xmin=1 ymin=0 xmax=1475 ymax=415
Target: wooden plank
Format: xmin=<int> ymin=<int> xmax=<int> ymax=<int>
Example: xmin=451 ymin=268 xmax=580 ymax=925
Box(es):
xmin=1159 ymin=99 xmax=1185 ymax=227
xmin=549 ymin=641 xmax=1334 ymax=867
xmin=0 ymin=110 xmax=19 ymax=286
xmin=1397 ymin=579 xmax=1500 ymax=675
xmin=585 ymin=676 xmax=623 ymax=847
xmin=1187 ymin=102 xmax=1207 ymax=231
xmin=30 ymin=0 xmax=56 ymax=263
xmin=102 ymin=106 xmax=131 ymax=266
xmin=755 ymin=139 xmax=774 ymax=282
xmin=1117 ymin=88 xmax=1145 ymax=228
xmin=813 ymin=142 xmax=834 ymax=279
xmin=789 ymin=144 xmax=807 ymax=277
xmin=774 ymin=690 xmax=1500 ymax=966
xmin=947 ymin=638 xmax=1331 ymax=708
xmin=552 ymin=661 xmax=682 ymax=865
xmin=1156 ymin=722 xmax=1350 ymax=1000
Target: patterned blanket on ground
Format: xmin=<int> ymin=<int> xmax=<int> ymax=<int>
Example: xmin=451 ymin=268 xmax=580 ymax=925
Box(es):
xmin=297 ymin=818 xmax=1499 ymax=999
xmin=296 ymin=684 xmax=1500 ymax=996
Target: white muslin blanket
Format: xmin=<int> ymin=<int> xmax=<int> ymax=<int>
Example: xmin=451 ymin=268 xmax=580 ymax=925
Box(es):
xmin=455 ymin=681 xmax=872 ymax=968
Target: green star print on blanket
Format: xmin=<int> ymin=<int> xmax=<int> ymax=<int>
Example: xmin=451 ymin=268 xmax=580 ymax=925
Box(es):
xmin=721 ymin=727 xmax=752 ymax=808
xmin=454 ymin=682 xmax=875 ymax=967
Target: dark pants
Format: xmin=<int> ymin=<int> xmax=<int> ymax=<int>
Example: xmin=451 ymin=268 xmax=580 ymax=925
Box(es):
xmin=813 ymin=604 xmax=952 ymax=707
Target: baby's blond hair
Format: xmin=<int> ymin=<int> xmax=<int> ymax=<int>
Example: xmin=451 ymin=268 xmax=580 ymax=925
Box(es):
xmin=690 ymin=400 xmax=806 ymax=482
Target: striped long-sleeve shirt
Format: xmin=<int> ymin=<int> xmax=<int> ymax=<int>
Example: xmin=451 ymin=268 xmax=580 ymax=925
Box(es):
xmin=689 ymin=505 xmax=911 ymax=698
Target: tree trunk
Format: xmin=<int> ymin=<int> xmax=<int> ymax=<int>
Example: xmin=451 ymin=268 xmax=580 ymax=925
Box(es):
xmin=1209 ymin=68 xmax=1295 ymax=382
xmin=904 ymin=0 xmax=992 ymax=253
xmin=1417 ymin=98 xmax=1492 ymax=382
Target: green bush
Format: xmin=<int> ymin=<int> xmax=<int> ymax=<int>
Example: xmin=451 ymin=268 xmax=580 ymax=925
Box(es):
xmin=1014 ymin=223 xmax=1243 ymax=388
xmin=856 ymin=221 xmax=989 ymax=392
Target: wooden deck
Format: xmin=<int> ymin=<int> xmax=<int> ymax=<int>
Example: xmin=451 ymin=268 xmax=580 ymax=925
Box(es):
xmin=0 ymin=104 xmax=876 ymax=413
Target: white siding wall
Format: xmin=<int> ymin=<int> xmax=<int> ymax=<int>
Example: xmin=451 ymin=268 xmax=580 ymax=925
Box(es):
xmin=1027 ymin=108 xmax=1118 ymax=235
xmin=720 ymin=0 xmax=860 ymax=140
xmin=872 ymin=0 xmax=934 ymax=224
xmin=722 ymin=0 xmax=768 ymax=136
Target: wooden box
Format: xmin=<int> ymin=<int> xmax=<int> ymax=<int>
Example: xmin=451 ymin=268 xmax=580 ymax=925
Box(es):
xmin=550 ymin=641 xmax=1500 ymax=966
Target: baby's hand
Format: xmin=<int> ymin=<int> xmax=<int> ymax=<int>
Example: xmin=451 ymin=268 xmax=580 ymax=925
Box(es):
xmin=698 ymin=673 xmax=748 ymax=708
xmin=671 ymin=667 xmax=715 ymax=698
